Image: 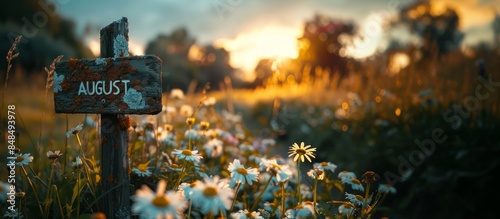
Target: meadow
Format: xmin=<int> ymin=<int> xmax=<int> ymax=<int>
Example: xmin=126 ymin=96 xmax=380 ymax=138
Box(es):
xmin=0 ymin=37 xmax=499 ymax=219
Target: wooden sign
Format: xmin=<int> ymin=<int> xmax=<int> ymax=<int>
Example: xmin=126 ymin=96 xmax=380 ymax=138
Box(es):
xmin=54 ymin=55 xmax=162 ymax=114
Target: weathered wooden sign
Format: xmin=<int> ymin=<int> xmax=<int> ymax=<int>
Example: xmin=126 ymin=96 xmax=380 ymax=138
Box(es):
xmin=53 ymin=17 xmax=161 ymax=218
xmin=54 ymin=55 xmax=162 ymax=114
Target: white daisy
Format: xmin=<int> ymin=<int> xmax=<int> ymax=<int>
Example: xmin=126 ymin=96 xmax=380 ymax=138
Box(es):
xmin=46 ymin=150 xmax=63 ymax=160
xmin=227 ymin=159 xmax=259 ymax=185
xmin=66 ymin=123 xmax=83 ymax=138
xmin=190 ymin=176 xmax=233 ymax=215
xmin=132 ymin=180 xmax=187 ymax=219
xmin=288 ymin=142 xmax=316 ymax=162
xmin=313 ymin=161 xmax=337 ymax=173
xmin=172 ymin=149 xmax=203 ymax=163
xmin=15 ymin=153 xmax=33 ymax=166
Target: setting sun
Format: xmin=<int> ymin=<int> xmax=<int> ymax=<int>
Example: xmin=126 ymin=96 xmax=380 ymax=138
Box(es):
xmin=215 ymin=26 xmax=301 ymax=80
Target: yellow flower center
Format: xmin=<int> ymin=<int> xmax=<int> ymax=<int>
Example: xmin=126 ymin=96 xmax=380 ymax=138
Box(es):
xmin=236 ymin=167 xmax=248 ymax=175
xmin=351 ymin=178 xmax=361 ymax=185
xmin=138 ymin=165 xmax=148 ymax=172
xmin=355 ymin=195 xmax=364 ymax=201
xmin=321 ymin=162 xmax=328 ymax=166
xmin=151 ymin=195 xmax=170 ymax=208
xmin=270 ymin=163 xmax=282 ymax=171
xmin=15 ymin=156 xmax=24 ymax=162
xmin=296 ymin=148 xmax=307 ymax=155
xmin=182 ymin=150 xmax=192 ymax=156
xmin=343 ymin=203 xmax=353 ymax=208
xmin=203 ymin=186 xmax=218 ymax=197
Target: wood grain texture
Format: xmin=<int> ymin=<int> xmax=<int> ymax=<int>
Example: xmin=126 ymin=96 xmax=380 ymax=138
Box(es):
xmin=53 ymin=55 xmax=162 ymax=114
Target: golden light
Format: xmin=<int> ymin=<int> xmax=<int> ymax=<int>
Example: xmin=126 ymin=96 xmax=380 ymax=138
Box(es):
xmin=342 ymin=102 xmax=349 ymax=110
xmin=375 ymin=96 xmax=381 ymax=103
xmin=395 ymin=107 xmax=402 ymax=117
xmin=215 ymin=26 xmax=301 ymax=81
xmin=88 ymin=38 xmax=144 ymax=57
xmin=388 ymin=53 xmax=410 ymax=75
xmin=341 ymin=125 xmax=349 ymax=132
xmin=344 ymin=13 xmax=386 ymax=59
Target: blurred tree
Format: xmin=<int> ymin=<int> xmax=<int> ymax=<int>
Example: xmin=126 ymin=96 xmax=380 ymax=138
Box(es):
xmin=398 ymin=0 xmax=464 ymax=59
xmin=196 ymin=45 xmax=234 ymax=90
xmin=146 ymin=28 xmax=236 ymax=92
xmin=492 ymin=9 xmax=500 ymax=48
xmin=296 ymin=14 xmax=356 ymax=87
xmin=145 ymin=27 xmax=200 ymax=92
xmin=0 ymin=0 xmax=93 ymax=74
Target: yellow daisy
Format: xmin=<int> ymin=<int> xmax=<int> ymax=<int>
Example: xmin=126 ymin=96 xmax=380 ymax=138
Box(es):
xmin=288 ymin=142 xmax=316 ymax=162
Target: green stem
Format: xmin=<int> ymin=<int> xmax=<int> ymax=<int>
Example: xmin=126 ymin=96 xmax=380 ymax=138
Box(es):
xmin=313 ymin=178 xmax=318 ymax=214
xmin=52 ymin=185 xmax=65 ymax=218
xmin=251 ymin=175 xmax=273 ymax=211
xmin=77 ymin=170 xmax=81 ymax=217
xmin=297 ymin=160 xmax=302 ymax=204
xmin=174 ymin=159 xmax=188 ymax=190
xmin=229 ymin=181 xmax=242 ymax=212
xmin=281 ymin=181 xmax=286 ymax=218
xmin=364 ymin=182 xmax=371 ymax=213
xmin=21 ymin=166 xmax=44 ymax=215
xmin=44 ymin=161 xmax=56 ymax=219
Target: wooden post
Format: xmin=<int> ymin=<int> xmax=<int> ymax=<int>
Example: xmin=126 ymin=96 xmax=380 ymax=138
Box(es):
xmin=54 ymin=17 xmax=162 ymax=218
xmin=99 ymin=17 xmax=131 ymax=218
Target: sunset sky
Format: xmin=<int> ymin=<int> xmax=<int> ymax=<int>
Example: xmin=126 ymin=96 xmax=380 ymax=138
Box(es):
xmin=57 ymin=0 xmax=500 ymax=75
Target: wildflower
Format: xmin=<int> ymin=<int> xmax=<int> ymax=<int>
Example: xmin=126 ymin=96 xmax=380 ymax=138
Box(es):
xmin=0 ymin=181 xmax=10 ymax=202
xmin=203 ymin=97 xmax=216 ymax=107
xmin=184 ymin=129 xmax=202 ymax=141
xmin=15 ymin=153 xmax=33 ymax=166
xmin=313 ymin=161 xmax=337 ymax=173
xmin=378 ymin=184 xmax=397 ymax=194
xmin=132 ymin=161 xmax=152 ymax=177
xmin=179 ymin=104 xmax=193 ymax=117
xmin=200 ymin=121 xmax=210 ymax=130
xmin=186 ymin=117 xmax=196 ymax=126
xmin=46 ymin=150 xmax=63 ymax=160
xmin=338 ymin=171 xmax=357 ymax=180
xmin=260 ymin=158 xmax=292 ymax=183
xmin=172 ymin=149 xmax=203 ymax=163
xmin=72 ymin=156 xmax=83 ymax=168
xmin=169 ymin=88 xmax=185 ymax=100
xmin=3 ymin=208 xmax=23 ymax=218
xmin=362 ymin=171 xmax=380 ymax=183
xmin=288 ymin=142 xmax=316 ymax=162
xmin=231 ymin=209 xmax=264 ymax=219
xmin=263 ymin=202 xmax=281 ymax=218
xmin=228 ymin=159 xmax=259 ymax=185
xmin=300 ymin=184 xmax=313 ymax=199
xmin=132 ymin=180 xmax=187 ymax=219
xmin=307 ymin=168 xmax=325 ymax=180
xmin=190 ymin=176 xmax=233 ymax=215
xmin=342 ymin=178 xmax=364 ymax=192
xmin=345 ymin=193 xmax=365 ymax=206
xmin=338 ymin=202 xmax=354 ymax=215
xmin=285 ymin=202 xmax=315 ymax=218
xmin=203 ymin=138 xmax=223 ymax=158
xmin=66 ymin=123 xmax=83 ymax=138
xmin=179 ymin=182 xmax=196 ymax=199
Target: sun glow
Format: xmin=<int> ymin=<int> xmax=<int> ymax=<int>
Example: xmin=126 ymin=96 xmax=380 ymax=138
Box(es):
xmin=215 ymin=26 xmax=301 ymax=80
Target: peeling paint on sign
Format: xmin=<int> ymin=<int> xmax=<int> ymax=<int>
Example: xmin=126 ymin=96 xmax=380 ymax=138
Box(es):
xmin=113 ymin=35 xmax=129 ymax=58
xmin=53 ymin=71 xmax=64 ymax=93
xmin=122 ymin=88 xmax=145 ymax=109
